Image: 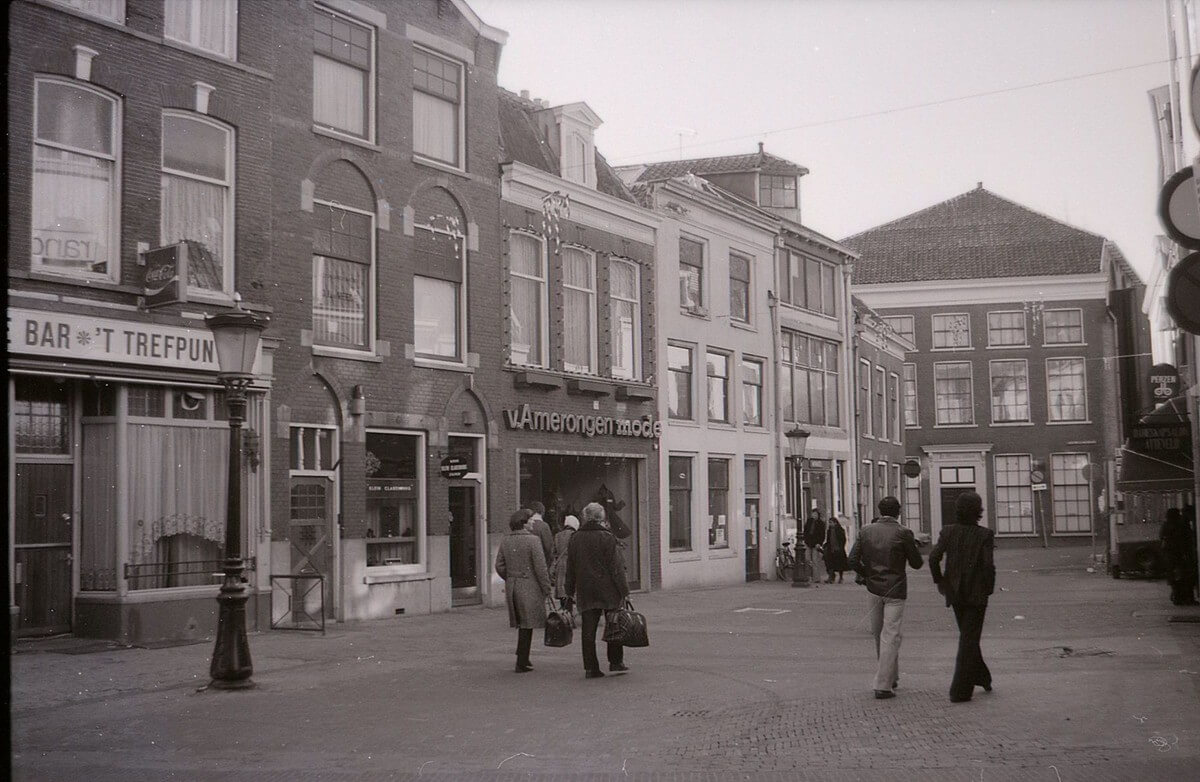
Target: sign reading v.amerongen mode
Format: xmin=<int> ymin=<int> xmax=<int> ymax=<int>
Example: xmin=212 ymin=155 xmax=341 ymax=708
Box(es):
xmin=504 ymin=403 xmax=662 ymax=439
xmin=7 ymin=307 xmax=221 ymax=372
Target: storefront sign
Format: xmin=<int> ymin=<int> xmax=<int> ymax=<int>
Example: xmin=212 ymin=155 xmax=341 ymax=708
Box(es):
xmin=143 ymin=243 xmax=189 ymax=308
xmin=439 ymin=456 xmax=470 ymax=479
xmin=1129 ymin=422 xmax=1191 ymax=454
xmin=8 ymin=307 xmax=222 ymax=372
xmin=503 ymin=403 xmax=662 ymax=439
xmin=367 ymin=478 xmax=416 ymax=494
xmin=1148 ymin=363 xmax=1181 ymax=403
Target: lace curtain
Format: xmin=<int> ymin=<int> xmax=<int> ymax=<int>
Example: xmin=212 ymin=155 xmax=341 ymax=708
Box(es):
xmin=313 ymin=255 xmax=368 ymax=348
xmin=164 ymin=0 xmax=232 ymax=56
xmin=562 ymin=249 xmax=593 ymax=372
xmin=161 ymin=174 xmax=225 ymax=290
xmin=413 ymin=91 xmax=456 ymax=163
xmin=509 ymin=235 xmax=542 ymax=365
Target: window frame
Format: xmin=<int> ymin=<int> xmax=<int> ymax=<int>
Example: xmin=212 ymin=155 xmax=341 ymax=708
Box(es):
xmin=667 ymin=342 xmax=695 ymax=421
xmin=888 ymin=371 xmax=901 ymax=442
xmin=50 ymin=0 xmax=125 ymax=23
xmin=668 ymin=454 xmax=694 ymax=552
xmin=728 ymin=250 xmax=752 ymax=324
xmin=411 ymin=44 xmax=465 ymax=169
xmin=311 ymin=198 xmax=376 ymax=354
xmin=932 ymin=312 xmax=972 ymax=350
xmin=933 ymin=360 xmax=975 ymax=426
xmin=163 ymin=0 xmax=238 ymax=59
xmin=364 ymin=428 xmax=428 ymax=574
xmin=1045 ymin=356 xmax=1088 ymax=423
xmin=608 ymin=257 xmax=641 ymax=380
xmin=1050 ymin=452 xmax=1092 ymax=535
xmin=679 ymin=234 xmax=705 ymax=313
xmin=858 ymin=358 xmax=873 ymax=437
xmin=707 ymin=457 xmax=731 ymax=550
xmin=882 ymin=315 xmax=915 ymax=346
xmin=160 ymin=110 xmax=235 ymax=299
xmin=31 ymin=76 xmax=121 ymax=283
xmin=993 ymin=453 xmax=1035 ymax=535
xmin=874 ymin=365 xmax=886 ymax=441
xmin=561 ymin=245 xmax=598 ymax=374
xmin=508 ymin=230 xmax=549 ymax=368
xmin=988 ymin=358 xmax=1031 ymax=424
xmin=312 ymin=3 xmax=376 ymax=143
xmin=1043 ymin=308 xmax=1085 ymax=346
xmin=782 ymin=331 xmax=840 ymax=427
xmin=741 ymin=357 xmax=764 ymax=427
xmin=706 ymin=349 xmax=731 ymax=424
xmin=986 ymin=310 xmax=1027 ymax=348
xmin=902 ymin=362 xmax=919 ymax=427
xmin=758 ymin=174 xmax=797 ymax=208
xmin=903 ymin=471 xmax=922 ymax=530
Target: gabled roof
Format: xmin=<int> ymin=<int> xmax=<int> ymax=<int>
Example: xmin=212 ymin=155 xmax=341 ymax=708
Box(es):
xmin=841 ymin=185 xmax=1125 ymax=284
xmin=498 ymin=89 xmax=636 ymax=204
xmin=629 ymin=146 xmax=809 ymax=182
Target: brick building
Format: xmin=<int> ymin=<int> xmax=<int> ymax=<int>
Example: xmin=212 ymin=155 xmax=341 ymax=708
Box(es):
xmin=7 ymin=0 xmax=277 ymax=642
xmin=846 ymin=185 xmax=1147 ymax=549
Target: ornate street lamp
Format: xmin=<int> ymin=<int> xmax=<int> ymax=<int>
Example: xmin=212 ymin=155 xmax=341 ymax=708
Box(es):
xmin=784 ymin=426 xmax=811 ymax=588
xmin=206 ymin=305 xmax=269 ymax=689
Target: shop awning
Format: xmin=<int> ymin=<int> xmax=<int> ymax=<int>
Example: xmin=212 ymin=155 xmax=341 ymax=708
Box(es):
xmin=1118 ymin=447 xmax=1194 ymax=492
xmin=1118 ymin=396 xmax=1194 ymax=492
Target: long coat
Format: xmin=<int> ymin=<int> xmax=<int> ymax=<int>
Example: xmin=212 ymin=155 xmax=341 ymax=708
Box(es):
xmin=551 ymin=527 xmax=574 ymax=599
xmin=495 ymin=529 xmax=551 ymax=629
xmin=564 ymin=521 xmax=629 ymax=612
xmin=929 ymin=522 xmax=995 ymax=607
xmin=823 ymin=519 xmax=849 ymax=573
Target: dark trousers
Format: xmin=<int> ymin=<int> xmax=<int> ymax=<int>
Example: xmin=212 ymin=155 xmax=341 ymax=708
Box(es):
xmin=581 ymin=608 xmax=623 ymax=672
xmin=950 ymin=603 xmax=991 ymax=699
xmin=516 ymin=628 xmax=532 ymax=667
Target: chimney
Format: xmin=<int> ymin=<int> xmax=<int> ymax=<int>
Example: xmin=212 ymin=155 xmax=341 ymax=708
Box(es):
xmin=758 ymin=142 xmax=765 ymax=154
xmin=520 ymin=89 xmax=530 ymax=101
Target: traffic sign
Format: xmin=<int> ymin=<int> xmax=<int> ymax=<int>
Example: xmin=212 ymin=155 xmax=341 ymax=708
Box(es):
xmin=1158 ymin=167 xmax=1200 ymax=250
xmin=903 ymin=459 xmax=922 ymax=478
xmin=1029 ymin=469 xmax=1045 ymax=484
xmin=1166 ymin=251 xmax=1200 ymax=335
xmin=1192 ymin=62 xmax=1200 ymax=135
xmin=1031 ymin=482 xmax=1048 ymax=492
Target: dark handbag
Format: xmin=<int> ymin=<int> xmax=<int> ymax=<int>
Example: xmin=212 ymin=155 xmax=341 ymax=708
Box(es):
xmin=544 ymin=599 xmax=574 ymax=647
xmin=602 ymin=598 xmax=649 ymax=647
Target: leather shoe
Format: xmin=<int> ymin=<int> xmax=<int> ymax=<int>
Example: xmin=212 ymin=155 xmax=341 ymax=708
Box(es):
xmin=950 ymin=694 xmax=972 ymax=702
xmin=515 ymin=663 xmax=533 ymax=673
xmin=585 ymin=669 xmax=605 ymax=679
xmin=609 ymin=662 xmax=629 ymax=673
xmin=981 ymin=683 xmax=992 ymax=692
xmin=873 ymin=690 xmax=895 ymax=700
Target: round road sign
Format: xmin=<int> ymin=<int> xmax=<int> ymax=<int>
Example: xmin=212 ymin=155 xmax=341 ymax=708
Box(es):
xmin=1158 ymin=167 xmax=1200 ymax=250
xmin=1167 ymin=251 xmax=1200 ymax=335
xmin=1030 ymin=469 xmax=1045 ymax=484
xmin=903 ymin=459 xmax=922 ymax=479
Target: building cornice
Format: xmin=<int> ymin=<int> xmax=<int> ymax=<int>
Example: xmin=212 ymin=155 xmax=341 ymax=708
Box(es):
xmin=853 ymin=273 xmax=1109 ymax=308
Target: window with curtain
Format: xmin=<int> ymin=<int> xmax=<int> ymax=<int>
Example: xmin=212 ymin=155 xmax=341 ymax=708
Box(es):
xmin=161 ymin=112 xmax=232 ymax=294
xmin=312 ymin=202 xmax=372 ymax=350
xmin=32 ymin=78 xmax=118 ymax=281
xmin=903 ymin=474 xmax=922 ymax=530
xmin=413 ymin=47 xmax=462 ymax=166
xmin=888 ymin=372 xmax=901 ymax=441
xmin=562 ymin=247 xmax=596 ymax=373
xmin=934 ymin=362 xmax=974 ymax=425
xmin=858 ymin=359 xmax=871 ymax=435
xmin=883 ymin=315 xmax=915 ymax=345
xmin=1047 ymin=358 xmax=1087 ymax=421
xmin=874 ymin=366 xmax=886 ymax=439
xmin=782 ymin=331 xmax=839 ymax=426
xmin=1050 ymin=453 xmax=1091 ymax=533
xmin=51 ymin=0 xmax=123 ymax=22
xmin=742 ymin=358 xmax=763 ymax=426
xmin=669 ymin=456 xmax=693 ymax=551
xmin=667 ymin=344 xmax=693 ymax=420
xmin=987 ymin=311 xmax=1026 ymax=347
xmin=758 ymin=174 xmax=796 ymax=207
xmin=679 ymin=236 xmax=704 ymax=310
xmin=729 ymin=252 xmax=750 ymax=323
xmin=313 ymin=6 xmax=372 ymax=139
xmin=412 ymin=209 xmax=464 ymax=361
xmin=902 ymin=363 xmax=918 ymax=426
xmin=164 ymin=0 xmax=237 ymax=58
xmin=706 ymin=351 xmax=729 ymax=423
xmin=509 ymin=232 xmax=546 ymax=366
xmin=990 ymin=359 xmax=1030 ymax=422
xmin=994 ymin=454 xmax=1034 ymax=534
xmin=708 ymin=458 xmax=730 ymax=549
xmin=932 ymin=313 xmax=971 ymax=349
xmin=609 ymin=258 xmax=640 ymax=380
xmin=1044 ymin=309 xmax=1084 ymax=344
xmin=413 ymin=276 xmax=459 ymax=359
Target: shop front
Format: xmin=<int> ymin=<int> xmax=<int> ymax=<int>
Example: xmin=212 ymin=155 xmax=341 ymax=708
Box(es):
xmin=8 ymin=306 xmax=274 ymax=644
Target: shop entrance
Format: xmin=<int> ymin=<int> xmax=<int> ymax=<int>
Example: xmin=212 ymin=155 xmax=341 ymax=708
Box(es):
xmin=940 ymin=487 xmax=974 ymax=530
xmin=15 ymin=463 xmax=74 ymax=635
xmin=288 ymin=477 xmax=335 ymax=618
xmin=449 ymin=485 xmax=479 ymax=604
xmin=520 ymin=453 xmax=641 ymax=590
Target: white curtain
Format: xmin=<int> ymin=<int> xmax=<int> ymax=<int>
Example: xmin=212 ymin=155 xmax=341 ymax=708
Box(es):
xmin=563 ymin=250 xmax=593 ymax=372
xmin=509 ymin=235 xmax=543 ymax=365
xmin=32 ymin=147 xmax=113 ymax=274
xmin=314 ymin=55 xmax=365 ymax=136
xmin=612 ymin=300 xmax=635 ymax=379
xmin=161 ymin=174 xmax=225 ymax=290
xmin=164 ymin=0 xmax=230 ymax=55
xmin=61 ymin=0 xmax=123 ymax=22
xmin=413 ymin=276 xmax=458 ymax=358
xmin=313 ymin=255 xmax=367 ymax=348
xmin=413 ymin=91 xmax=457 ymax=163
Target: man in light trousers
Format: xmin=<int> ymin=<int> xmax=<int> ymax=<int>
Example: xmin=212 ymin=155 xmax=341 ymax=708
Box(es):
xmin=848 ymin=496 xmax=924 ymax=700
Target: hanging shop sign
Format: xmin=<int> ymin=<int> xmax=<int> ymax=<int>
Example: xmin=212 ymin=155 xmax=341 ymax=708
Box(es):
xmin=1147 ymin=363 xmax=1182 ymax=404
xmin=439 ymin=456 xmax=471 ymax=479
xmin=6 ymin=307 xmax=239 ymax=372
xmin=503 ymin=403 xmax=661 ymax=439
xmin=903 ymin=460 xmax=922 ymax=479
xmin=142 ymin=242 xmax=190 ymax=308
xmin=1129 ymin=421 xmax=1191 ymax=455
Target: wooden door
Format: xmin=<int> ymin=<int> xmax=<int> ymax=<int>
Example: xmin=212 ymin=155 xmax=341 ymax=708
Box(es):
xmin=15 ymin=464 xmax=73 ymax=635
xmin=288 ymin=477 xmax=334 ymax=617
xmin=449 ymin=485 xmax=479 ymax=603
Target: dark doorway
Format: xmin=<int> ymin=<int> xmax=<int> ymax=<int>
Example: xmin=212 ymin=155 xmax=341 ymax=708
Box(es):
xmin=449 ymin=485 xmax=479 ymax=605
xmin=15 ymin=463 xmax=73 ymax=636
xmin=940 ymin=486 xmax=974 ymax=530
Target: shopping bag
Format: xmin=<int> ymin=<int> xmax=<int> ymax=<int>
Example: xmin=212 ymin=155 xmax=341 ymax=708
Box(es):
xmin=602 ymin=598 xmax=649 ymax=647
xmin=544 ymin=600 xmax=574 ymax=647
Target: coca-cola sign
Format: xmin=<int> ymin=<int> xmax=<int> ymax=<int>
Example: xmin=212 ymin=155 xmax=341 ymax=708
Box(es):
xmin=143 ymin=243 xmax=188 ymax=308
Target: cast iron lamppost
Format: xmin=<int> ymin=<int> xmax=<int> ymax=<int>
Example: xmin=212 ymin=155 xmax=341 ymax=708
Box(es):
xmin=206 ymin=305 xmax=269 ymax=689
xmin=785 ymin=426 xmax=811 ymax=588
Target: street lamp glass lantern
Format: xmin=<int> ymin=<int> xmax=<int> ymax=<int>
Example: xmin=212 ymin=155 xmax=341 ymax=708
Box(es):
xmin=206 ymin=310 xmax=269 ymax=377
xmin=785 ymin=426 xmax=811 ymax=461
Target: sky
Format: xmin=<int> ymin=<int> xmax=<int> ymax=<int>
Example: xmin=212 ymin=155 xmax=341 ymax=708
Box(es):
xmin=470 ymin=0 xmax=1178 ymax=279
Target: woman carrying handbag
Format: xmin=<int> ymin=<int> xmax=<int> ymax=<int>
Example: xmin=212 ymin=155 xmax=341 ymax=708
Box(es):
xmin=495 ymin=509 xmax=552 ymax=673
xmin=564 ymin=502 xmax=630 ymax=678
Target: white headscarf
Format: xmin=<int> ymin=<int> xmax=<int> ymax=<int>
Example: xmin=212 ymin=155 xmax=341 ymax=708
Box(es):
xmin=563 ymin=515 xmax=580 ymax=531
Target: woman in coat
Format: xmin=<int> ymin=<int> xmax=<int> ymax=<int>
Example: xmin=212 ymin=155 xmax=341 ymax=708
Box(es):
xmin=823 ymin=514 xmax=849 ymax=583
xmin=929 ymin=491 xmax=996 ymax=702
xmin=494 ymin=508 xmax=552 ymax=673
xmin=564 ymin=502 xmax=630 ymax=678
xmin=552 ymin=515 xmax=580 ymax=605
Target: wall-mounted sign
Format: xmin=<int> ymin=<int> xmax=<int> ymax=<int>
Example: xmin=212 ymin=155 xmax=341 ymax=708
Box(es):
xmin=1129 ymin=422 xmax=1191 ymax=455
xmin=143 ymin=243 xmax=189 ymax=308
xmin=503 ymin=403 xmax=661 ymax=439
xmin=367 ymin=478 xmax=416 ymax=495
xmin=5 ymin=307 xmax=252 ymax=374
xmin=903 ymin=460 xmax=922 ymax=479
xmin=1148 ymin=363 xmax=1181 ymax=403
xmin=439 ymin=456 xmax=470 ymax=479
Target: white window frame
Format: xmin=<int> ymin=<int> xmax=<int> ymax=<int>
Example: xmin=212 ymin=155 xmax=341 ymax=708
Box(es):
xmin=311 ymin=198 xmax=376 ymax=354
xmin=667 ymin=342 xmax=695 ymax=421
xmin=609 ymin=257 xmax=641 ymax=380
xmin=364 ymin=428 xmax=428 ymax=575
xmin=50 ymin=0 xmax=124 ymax=23
xmin=412 ymin=215 xmax=467 ymax=365
xmin=988 ymin=358 xmax=1031 ymax=424
xmin=874 ymin=365 xmax=887 ymax=441
xmin=561 ymin=245 xmax=597 ymax=374
xmin=858 ymin=358 xmax=873 ymax=438
xmin=741 ymin=356 xmax=764 ymax=427
xmin=32 ymin=77 xmax=121 ymax=283
xmin=668 ymin=453 xmax=695 ymax=553
xmin=313 ymin=3 xmax=376 ymax=143
xmin=706 ymin=349 xmax=731 ymax=424
xmin=993 ymin=453 xmax=1035 ymax=536
xmin=161 ymin=110 xmax=235 ymax=299
xmin=1050 ymin=452 xmax=1092 ymax=535
xmin=903 ymin=471 xmax=921 ymax=528
xmin=164 ymin=0 xmax=238 ymax=59
xmin=679 ymin=234 xmax=705 ymax=313
xmin=883 ymin=315 xmax=915 ymax=347
xmin=728 ymin=250 xmax=752 ymax=324
xmin=933 ymin=360 xmax=975 ymax=426
xmin=1043 ymin=308 xmax=1085 ymax=346
xmin=889 ymin=371 xmax=902 ymax=443
xmin=412 ymin=44 xmax=465 ymax=170
xmin=1045 ymin=356 xmax=1088 ymax=423
xmin=986 ymin=310 xmax=1027 ymax=348
xmin=508 ymin=230 xmax=549 ymax=368
xmin=932 ymin=312 xmax=972 ymax=350
xmin=860 ymin=459 xmax=873 ymax=518
xmin=707 ymin=456 xmax=732 ymax=550
xmin=902 ymin=362 xmax=919 ymax=427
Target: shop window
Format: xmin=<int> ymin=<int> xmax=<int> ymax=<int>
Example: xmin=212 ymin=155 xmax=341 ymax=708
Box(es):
xmin=1046 ymin=358 xmax=1087 ymax=422
xmin=609 ymin=258 xmax=641 ymax=380
xmin=365 ymin=431 xmax=424 ymax=569
xmin=744 ymin=459 xmax=761 ymax=532
xmin=164 ymin=0 xmax=237 ymax=59
xmin=994 ymin=454 xmax=1034 ymax=534
xmin=667 ymin=344 xmax=693 ymax=420
xmin=313 ymin=4 xmax=374 ymax=140
xmin=706 ymin=350 xmax=729 ymax=423
xmin=32 ymin=78 xmax=120 ymax=282
xmin=312 ymin=201 xmax=373 ymax=351
xmin=679 ymin=236 xmax=704 ymax=311
xmin=742 ymin=358 xmax=763 ymax=427
xmin=990 ymin=359 xmax=1030 ymax=423
xmin=934 ymin=362 xmax=974 ymax=425
xmin=82 ymin=382 xmax=117 ymax=417
xmin=708 ymin=458 xmax=730 ymax=549
xmin=509 ymin=231 xmax=547 ymax=367
xmin=14 ymin=378 xmax=71 ymax=454
xmin=668 ymin=455 xmax=693 ymax=552
xmin=563 ymin=247 xmax=597 ymax=373
xmin=172 ymin=389 xmax=209 ymax=420
xmin=413 ymin=47 xmax=463 ymax=167
xmin=729 ymin=252 xmax=750 ymax=324
xmin=1051 ymin=453 xmax=1091 ymax=533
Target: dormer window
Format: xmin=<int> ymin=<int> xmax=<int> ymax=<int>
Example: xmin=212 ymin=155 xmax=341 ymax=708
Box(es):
xmin=565 ymin=132 xmax=590 ymax=184
xmin=759 ymin=174 xmax=796 ymax=208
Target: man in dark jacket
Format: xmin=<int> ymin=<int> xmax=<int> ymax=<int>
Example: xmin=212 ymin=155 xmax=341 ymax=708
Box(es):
xmin=848 ymin=496 xmax=923 ymax=700
xmin=525 ymin=501 xmax=554 ymax=567
xmin=930 ymin=491 xmax=995 ymax=702
xmin=802 ymin=508 xmax=827 ymax=578
xmin=564 ymin=502 xmax=631 ymax=678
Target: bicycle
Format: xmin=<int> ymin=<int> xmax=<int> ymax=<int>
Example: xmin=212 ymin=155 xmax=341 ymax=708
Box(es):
xmin=775 ymin=539 xmax=796 ymax=582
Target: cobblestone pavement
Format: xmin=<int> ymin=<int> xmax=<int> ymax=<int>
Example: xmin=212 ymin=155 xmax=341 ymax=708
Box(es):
xmin=11 ymin=546 xmax=1200 ymax=781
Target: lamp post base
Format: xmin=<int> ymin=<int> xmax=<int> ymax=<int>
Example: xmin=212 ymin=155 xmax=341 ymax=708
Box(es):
xmin=791 ymin=560 xmax=813 ymax=588
xmin=209 ymin=570 xmax=255 ymax=689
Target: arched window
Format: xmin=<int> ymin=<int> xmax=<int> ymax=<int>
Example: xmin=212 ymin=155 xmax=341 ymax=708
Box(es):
xmin=412 ymin=188 xmax=467 ymax=362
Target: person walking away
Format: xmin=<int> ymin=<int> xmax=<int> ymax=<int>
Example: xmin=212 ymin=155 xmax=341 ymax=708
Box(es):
xmin=1161 ymin=508 xmax=1199 ymax=606
xmin=494 ymin=509 xmax=552 ymax=673
xmin=526 ymin=501 xmax=555 ymax=569
xmin=848 ymin=496 xmax=923 ymax=699
xmin=552 ymin=514 xmax=580 ymax=607
xmin=823 ymin=514 xmax=849 ymax=583
xmin=564 ymin=502 xmax=630 ymax=678
xmin=929 ymin=491 xmax=995 ymax=702
xmin=803 ymin=508 xmax=827 ymax=581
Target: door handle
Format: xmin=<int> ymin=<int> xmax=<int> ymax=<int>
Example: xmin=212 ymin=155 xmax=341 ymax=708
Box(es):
xmin=61 ymin=513 xmax=72 ymax=522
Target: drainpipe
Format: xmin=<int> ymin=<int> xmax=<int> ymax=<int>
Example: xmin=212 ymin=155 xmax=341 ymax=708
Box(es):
xmin=841 ymin=261 xmax=858 ymax=538
xmin=769 ymin=286 xmax=783 ymax=548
